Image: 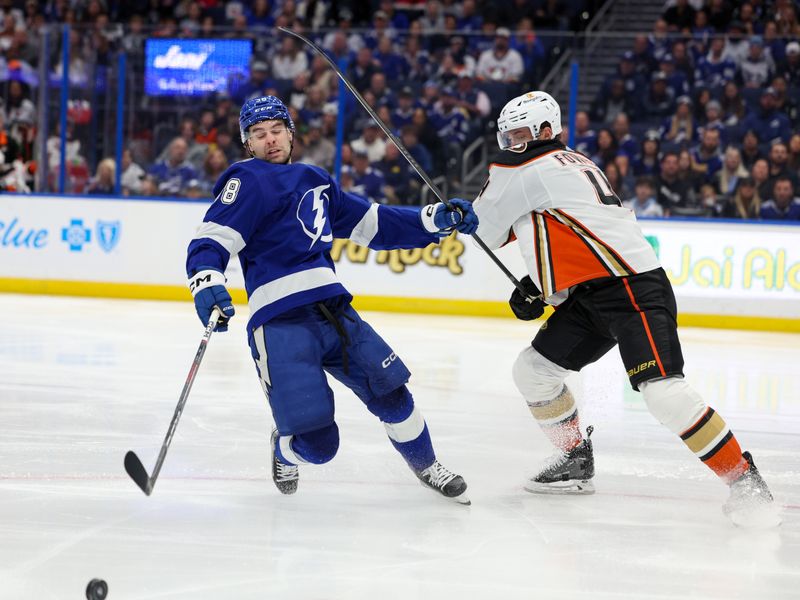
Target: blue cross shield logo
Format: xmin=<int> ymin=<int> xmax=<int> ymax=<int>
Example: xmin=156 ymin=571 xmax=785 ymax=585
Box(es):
xmin=96 ymin=220 xmax=121 ymax=253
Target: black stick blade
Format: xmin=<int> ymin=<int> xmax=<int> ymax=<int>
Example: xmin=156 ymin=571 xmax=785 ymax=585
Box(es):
xmin=124 ymin=451 xmax=153 ymax=496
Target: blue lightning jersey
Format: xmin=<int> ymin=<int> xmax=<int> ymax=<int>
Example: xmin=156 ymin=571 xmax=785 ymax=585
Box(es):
xmin=186 ymin=158 xmax=438 ymax=331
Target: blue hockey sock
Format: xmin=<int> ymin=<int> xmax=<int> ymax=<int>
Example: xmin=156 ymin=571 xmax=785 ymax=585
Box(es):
xmin=369 ymin=387 xmax=436 ymax=471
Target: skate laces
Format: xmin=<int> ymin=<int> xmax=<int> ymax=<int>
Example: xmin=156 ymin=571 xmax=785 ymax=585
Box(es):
xmin=422 ymin=461 xmax=457 ymax=489
xmin=275 ymin=460 xmax=298 ymax=482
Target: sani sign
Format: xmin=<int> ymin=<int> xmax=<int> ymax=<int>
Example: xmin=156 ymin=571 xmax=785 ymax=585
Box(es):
xmin=144 ymin=39 xmax=252 ymax=96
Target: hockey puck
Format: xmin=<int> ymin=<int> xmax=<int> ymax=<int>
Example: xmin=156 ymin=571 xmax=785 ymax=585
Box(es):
xmin=86 ymin=578 xmax=108 ymax=600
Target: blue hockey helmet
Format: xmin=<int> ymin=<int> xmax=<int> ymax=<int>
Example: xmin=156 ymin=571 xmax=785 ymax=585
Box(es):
xmin=239 ymin=95 xmax=295 ymax=143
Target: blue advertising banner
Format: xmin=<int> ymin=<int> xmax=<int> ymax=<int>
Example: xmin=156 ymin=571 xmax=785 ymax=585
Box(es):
xmin=144 ymin=39 xmax=252 ymax=96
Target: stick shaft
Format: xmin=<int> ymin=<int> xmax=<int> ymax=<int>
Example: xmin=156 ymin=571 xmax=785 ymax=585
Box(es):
xmin=147 ymin=308 xmax=221 ymax=489
xmin=278 ymin=27 xmax=528 ymax=294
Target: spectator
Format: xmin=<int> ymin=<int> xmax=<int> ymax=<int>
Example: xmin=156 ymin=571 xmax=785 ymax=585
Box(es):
xmin=751 ymin=158 xmax=771 ymax=199
xmin=392 ymin=86 xmax=418 ymax=130
xmin=738 ymin=36 xmax=774 ymax=88
xmin=760 ymin=176 xmax=800 ymax=220
xmin=86 ymin=158 xmax=116 ymax=195
xmin=643 ymin=71 xmax=677 ymax=121
xmin=199 ymin=147 xmax=229 ymax=194
xmin=767 ymin=141 xmax=797 ymax=187
xmin=139 ymin=175 xmax=159 ymax=196
xmin=671 ymin=40 xmax=695 ymax=85
xmin=476 ymin=27 xmax=524 ymax=83
xmin=690 ymin=127 xmax=723 ymax=183
xmin=373 ymin=35 xmax=408 ymax=82
xmin=706 ymin=0 xmax=731 ymax=33
xmin=376 ymin=143 xmax=416 ymax=205
xmin=120 ymin=148 xmax=145 ymax=196
xmin=700 ymin=99 xmax=727 ymax=144
xmin=344 ymin=149 xmax=385 ymax=204
xmin=149 ymin=137 xmax=199 ymax=197
xmin=715 ymin=146 xmax=750 ymax=197
xmin=624 ymin=176 xmax=664 ymax=217
xmin=512 ymin=18 xmax=547 ymax=85
xmin=195 ymin=109 xmax=218 ymax=146
xmin=411 ymin=108 xmax=445 ymax=173
xmin=724 ymin=176 xmax=761 ymax=219
xmin=770 ymin=76 xmax=799 ymax=126
xmin=446 ymin=35 xmax=477 ymax=76
xmin=351 ymin=120 xmax=386 ymax=163
xmin=367 ymin=72 xmax=395 ymax=109
xmin=698 ymin=183 xmax=722 ymax=216
xmin=590 ymin=128 xmax=619 ymax=170
xmin=247 ymin=0 xmax=274 ymax=31
xmin=348 ymin=46 xmax=379 ymax=92
xmin=429 ymin=86 xmax=470 ymax=172
xmin=455 ymin=71 xmax=491 ymax=123
xmin=776 ymin=40 xmax=800 ymax=87
xmin=632 ymin=131 xmax=662 ymax=177
xmin=649 ymin=19 xmax=672 ymax=63
xmin=741 ymin=87 xmax=791 ymax=145
xmin=663 ymin=0 xmax=696 ymax=32
xmin=657 ymin=150 xmax=698 ymax=212
xmin=604 ymin=160 xmax=632 ymax=201
xmin=573 ymin=111 xmax=598 ymax=157
xmin=214 ymin=128 xmax=242 ymax=165
xmin=457 ymin=0 xmax=483 ymax=32
xmin=661 ymin=95 xmax=697 ymax=147
xmin=719 ymin=81 xmax=747 ymax=126
xmin=400 ymin=125 xmax=434 ymax=175
xmin=611 ymin=113 xmax=639 ymax=159
xmin=303 ymin=118 xmax=335 ymax=171
xmin=286 ymin=72 xmax=310 ymax=110
xmin=788 ymin=133 xmax=800 ymax=173
xmin=694 ymin=37 xmax=737 ymax=91
xmin=739 ymin=128 xmax=764 ymax=170
xmin=590 ymin=77 xmax=637 ymax=124
xmin=271 ymin=36 xmax=308 ymax=81
xmin=659 ymin=53 xmax=690 ymax=98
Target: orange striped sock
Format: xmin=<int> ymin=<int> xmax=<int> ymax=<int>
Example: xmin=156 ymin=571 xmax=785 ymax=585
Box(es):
xmin=680 ymin=407 xmax=749 ymax=484
xmin=543 ymin=413 xmax=583 ymax=452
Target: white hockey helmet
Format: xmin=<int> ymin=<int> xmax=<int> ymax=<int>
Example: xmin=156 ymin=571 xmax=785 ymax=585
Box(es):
xmin=496 ymin=91 xmax=562 ymax=150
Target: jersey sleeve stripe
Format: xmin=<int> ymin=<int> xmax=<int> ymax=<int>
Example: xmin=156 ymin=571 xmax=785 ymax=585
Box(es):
xmin=193 ymin=221 xmax=246 ymax=255
xmin=533 ymin=213 xmax=554 ymax=298
xmin=248 ymin=267 xmax=339 ymax=316
xmin=349 ymin=203 xmax=380 ymax=247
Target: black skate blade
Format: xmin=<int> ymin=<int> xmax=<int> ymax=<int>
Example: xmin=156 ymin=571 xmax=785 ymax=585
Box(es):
xmin=124 ymin=451 xmax=153 ymax=496
xmin=524 ymin=479 xmax=595 ymax=495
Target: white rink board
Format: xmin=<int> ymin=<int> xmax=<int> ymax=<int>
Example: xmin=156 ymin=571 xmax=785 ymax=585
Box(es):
xmin=1 ymin=194 xmax=799 ymax=318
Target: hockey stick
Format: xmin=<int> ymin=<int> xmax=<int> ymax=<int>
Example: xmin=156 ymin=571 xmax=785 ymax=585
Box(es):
xmin=278 ymin=27 xmax=534 ymax=299
xmin=124 ymin=307 xmax=221 ymax=496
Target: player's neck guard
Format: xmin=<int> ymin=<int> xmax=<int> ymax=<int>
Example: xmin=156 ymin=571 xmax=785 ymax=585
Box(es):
xmin=492 ymin=139 xmax=565 ymax=167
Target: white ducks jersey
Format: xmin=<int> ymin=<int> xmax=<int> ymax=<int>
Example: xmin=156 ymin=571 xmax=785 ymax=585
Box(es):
xmin=473 ymin=140 xmax=661 ymax=305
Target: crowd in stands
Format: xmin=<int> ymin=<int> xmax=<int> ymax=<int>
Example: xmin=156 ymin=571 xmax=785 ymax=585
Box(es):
xmin=1 ymin=0 xmax=798 ymax=221
xmin=0 ymin=0 xmax=592 ymax=199
xmin=581 ymin=0 xmax=800 ymax=220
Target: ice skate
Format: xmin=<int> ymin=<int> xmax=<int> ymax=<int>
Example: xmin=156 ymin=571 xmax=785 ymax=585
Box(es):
xmin=723 ymin=451 xmax=781 ymax=528
xmin=271 ymin=429 xmax=299 ymax=495
xmin=415 ymin=460 xmax=470 ymax=505
xmin=525 ymin=426 xmax=595 ymax=495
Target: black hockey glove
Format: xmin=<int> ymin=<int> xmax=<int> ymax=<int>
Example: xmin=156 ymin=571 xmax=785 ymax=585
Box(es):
xmin=509 ymin=276 xmax=545 ymax=321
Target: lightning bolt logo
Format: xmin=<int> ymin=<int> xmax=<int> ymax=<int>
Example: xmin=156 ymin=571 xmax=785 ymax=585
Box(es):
xmin=297 ymin=184 xmax=333 ymax=248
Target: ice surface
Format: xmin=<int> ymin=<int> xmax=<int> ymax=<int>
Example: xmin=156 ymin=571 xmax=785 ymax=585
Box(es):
xmin=1 ymin=294 xmax=798 ymax=599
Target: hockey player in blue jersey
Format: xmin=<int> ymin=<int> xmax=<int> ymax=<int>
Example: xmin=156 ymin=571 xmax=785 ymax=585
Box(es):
xmin=186 ymin=96 xmax=477 ymax=504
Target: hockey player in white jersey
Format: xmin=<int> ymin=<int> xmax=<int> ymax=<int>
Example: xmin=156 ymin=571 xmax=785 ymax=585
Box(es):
xmin=186 ymin=96 xmax=477 ymax=504
xmin=473 ymin=91 xmax=780 ymax=527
